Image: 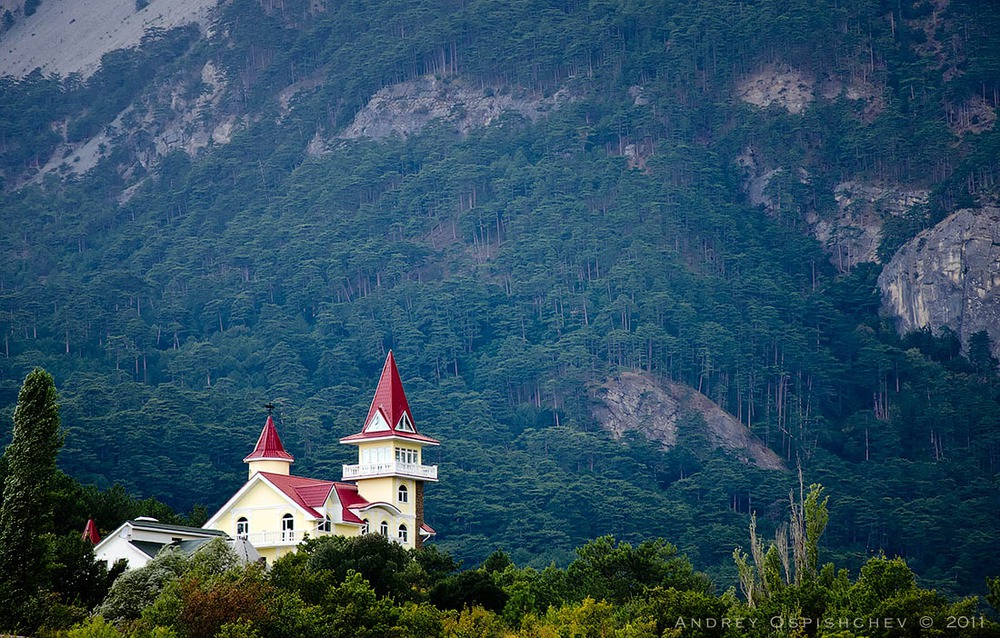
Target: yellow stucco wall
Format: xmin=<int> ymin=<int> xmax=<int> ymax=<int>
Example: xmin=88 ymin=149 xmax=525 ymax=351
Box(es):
xmin=353 ymin=504 xmax=417 ymax=548
xmin=246 ymin=458 xmax=292 ymax=479
xmin=356 ymin=475 xmax=394 ymax=504
xmin=206 ymin=478 xmax=368 ymax=563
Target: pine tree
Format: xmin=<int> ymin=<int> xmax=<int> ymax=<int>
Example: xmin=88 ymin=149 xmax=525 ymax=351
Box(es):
xmin=968 ymin=330 xmax=999 ymax=378
xmin=0 ymin=367 xmax=64 ymax=630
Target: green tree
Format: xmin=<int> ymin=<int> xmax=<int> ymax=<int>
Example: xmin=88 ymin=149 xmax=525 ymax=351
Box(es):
xmin=98 ymin=547 xmax=190 ymax=623
xmin=0 ymin=367 xmax=64 ymax=631
xmin=967 ymin=330 xmax=998 ymax=378
xmin=566 ymin=536 xmax=711 ymax=605
xmin=987 ymin=576 xmax=1000 ymax=613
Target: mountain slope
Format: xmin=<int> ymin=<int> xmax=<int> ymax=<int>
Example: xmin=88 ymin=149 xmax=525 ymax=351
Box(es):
xmin=0 ymin=0 xmax=998 ymax=596
xmin=0 ymin=0 xmax=216 ymax=79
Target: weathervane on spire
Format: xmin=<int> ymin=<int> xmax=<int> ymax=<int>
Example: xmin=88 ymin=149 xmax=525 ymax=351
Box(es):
xmin=264 ymin=403 xmax=275 ymax=415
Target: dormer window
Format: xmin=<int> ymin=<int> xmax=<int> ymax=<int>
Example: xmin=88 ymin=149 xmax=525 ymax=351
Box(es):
xmin=236 ymin=517 xmax=249 ymax=538
xmin=366 ymin=411 xmax=390 ymax=432
xmin=398 ymin=484 xmax=408 ymax=503
xmin=396 ymin=412 xmax=415 ymax=433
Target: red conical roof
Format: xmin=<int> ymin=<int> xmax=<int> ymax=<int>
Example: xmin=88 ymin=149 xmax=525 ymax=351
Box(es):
xmin=340 ymin=351 xmax=440 ymax=445
xmin=243 ymin=414 xmax=295 ymax=462
xmin=82 ymin=518 xmax=101 ymax=544
xmin=364 ymin=351 xmax=414 ymax=431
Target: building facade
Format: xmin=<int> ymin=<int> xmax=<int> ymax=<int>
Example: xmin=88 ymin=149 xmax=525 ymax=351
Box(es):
xmin=203 ymin=352 xmax=439 ymax=564
xmin=93 ymin=517 xmax=230 ymax=569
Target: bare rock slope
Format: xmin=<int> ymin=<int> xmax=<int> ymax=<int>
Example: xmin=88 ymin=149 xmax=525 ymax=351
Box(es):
xmin=590 ymin=371 xmax=785 ymax=470
xmin=0 ymin=0 xmax=217 ymax=79
xmin=737 ymin=148 xmax=927 ymax=272
xmin=337 ymin=75 xmax=574 ymax=142
xmin=879 ymin=207 xmax=1000 ymax=355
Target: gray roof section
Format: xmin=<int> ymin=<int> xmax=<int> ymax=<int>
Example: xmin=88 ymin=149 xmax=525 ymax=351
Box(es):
xmin=128 ymin=520 xmax=228 ymax=536
xmin=130 ymin=540 xmax=166 ymax=558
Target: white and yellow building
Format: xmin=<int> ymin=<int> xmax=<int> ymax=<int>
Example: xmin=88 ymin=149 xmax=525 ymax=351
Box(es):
xmin=203 ymin=351 xmax=439 ymax=564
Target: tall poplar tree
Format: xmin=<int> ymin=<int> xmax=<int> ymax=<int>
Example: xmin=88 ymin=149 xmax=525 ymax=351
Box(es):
xmin=0 ymin=367 xmax=64 ymax=630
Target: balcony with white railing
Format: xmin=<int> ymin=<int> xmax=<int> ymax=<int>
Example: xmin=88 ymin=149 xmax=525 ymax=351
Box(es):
xmin=242 ymin=530 xmax=302 ymax=547
xmin=342 ymin=461 xmax=438 ymax=481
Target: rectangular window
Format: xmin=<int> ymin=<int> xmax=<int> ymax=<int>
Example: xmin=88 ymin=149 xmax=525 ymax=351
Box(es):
xmin=395 ymin=447 xmax=418 ymax=464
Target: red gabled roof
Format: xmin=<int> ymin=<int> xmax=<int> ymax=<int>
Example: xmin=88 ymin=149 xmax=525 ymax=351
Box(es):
xmin=333 ymin=483 xmax=368 ymax=524
xmin=243 ymin=415 xmax=294 ymax=463
xmin=420 ymin=522 xmax=436 ymax=536
xmin=82 ymin=518 xmax=101 ymax=544
xmin=258 ymin=472 xmax=368 ymax=523
xmin=339 ymin=351 xmax=440 ymax=445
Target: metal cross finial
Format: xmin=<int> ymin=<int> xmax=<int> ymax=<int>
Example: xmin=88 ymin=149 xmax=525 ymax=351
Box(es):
xmin=264 ymin=403 xmax=275 ymax=415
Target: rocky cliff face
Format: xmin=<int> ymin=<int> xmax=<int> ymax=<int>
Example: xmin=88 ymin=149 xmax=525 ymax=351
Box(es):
xmin=878 ymin=207 xmax=1000 ymax=355
xmin=0 ymin=0 xmax=217 ymax=79
xmin=590 ymin=371 xmax=785 ymax=471
xmin=335 ymin=75 xmax=575 ymax=143
xmin=737 ymin=152 xmax=927 ymax=273
xmin=819 ymin=181 xmax=928 ymax=271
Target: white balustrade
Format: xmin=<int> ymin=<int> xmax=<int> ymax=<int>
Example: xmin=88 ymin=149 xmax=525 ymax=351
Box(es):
xmin=342 ymin=461 xmax=438 ymax=480
xmin=243 ymin=530 xmax=301 ymax=546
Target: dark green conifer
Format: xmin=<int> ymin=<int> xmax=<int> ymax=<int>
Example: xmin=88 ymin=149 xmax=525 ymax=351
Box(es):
xmin=0 ymin=367 xmax=64 ymax=630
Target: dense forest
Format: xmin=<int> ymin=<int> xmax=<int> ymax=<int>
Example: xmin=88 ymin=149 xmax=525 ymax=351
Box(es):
xmin=0 ymin=371 xmax=997 ymax=636
xmin=1 ymin=0 xmax=999 ymax=618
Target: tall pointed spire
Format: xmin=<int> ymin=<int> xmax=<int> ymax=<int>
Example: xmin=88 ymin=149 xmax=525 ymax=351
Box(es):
xmin=363 ymin=350 xmax=416 ymax=434
xmin=340 ymin=351 xmax=439 ymax=445
xmin=82 ymin=518 xmax=101 ymax=544
xmin=244 ymin=411 xmax=294 ymax=478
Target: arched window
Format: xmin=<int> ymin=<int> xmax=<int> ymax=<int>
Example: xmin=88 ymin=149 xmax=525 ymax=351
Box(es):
xmin=281 ymin=514 xmax=295 ymax=542
xmin=236 ymin=517 xmax=249 ymax=538
xmin=320 ymin=515 xmax=332 ymax=533
xmin=398 ymin=484 xmax=408 ymax=503
xmin=361 ymin=519 xmax=369 ymax=535
xmin=398 ymin=524 xmax=408 ymax=544
xmin=379 ymin=521 xmax=388 ymax=537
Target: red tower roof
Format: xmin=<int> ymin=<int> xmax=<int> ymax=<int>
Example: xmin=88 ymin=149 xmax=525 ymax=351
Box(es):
xmin=340 ymin=351 xmax=440 ymax=445
xmin=243 ymin=414 xmax=295 ymax=462
xmin=82 ymin=518 xmax=101 ymax=544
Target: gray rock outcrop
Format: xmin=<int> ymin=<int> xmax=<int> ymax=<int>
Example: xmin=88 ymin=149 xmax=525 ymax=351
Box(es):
xmin=878 ymin=207 xmax=1000 ymax=355
xmin=819 ymin=181 xmax=928 ymax=271
xmin=339 ymin=75 xmax=574 ymax=141
xmin=736 ymin=150 xmax=927 ymax=272
xmin=590 ymin=371 xmax=785 ymax=470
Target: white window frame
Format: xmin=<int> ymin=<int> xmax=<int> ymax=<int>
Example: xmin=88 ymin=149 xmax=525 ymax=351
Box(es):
xmin=398 ymin=484 xmax=408 ymax=503
xmin=394 ymin=447 xmax=418 ymax=464
xmin=398 ymin=524 xmax=408 ymax=543
xmin=396 ymin=412 xmax=415 ymax=432
xmin=236 ymin=517 xmax=249 ymax=538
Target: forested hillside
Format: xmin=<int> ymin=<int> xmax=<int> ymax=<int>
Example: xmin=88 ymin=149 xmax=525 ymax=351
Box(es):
xmin=1 ymin=0 xmax=999 ymax=599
